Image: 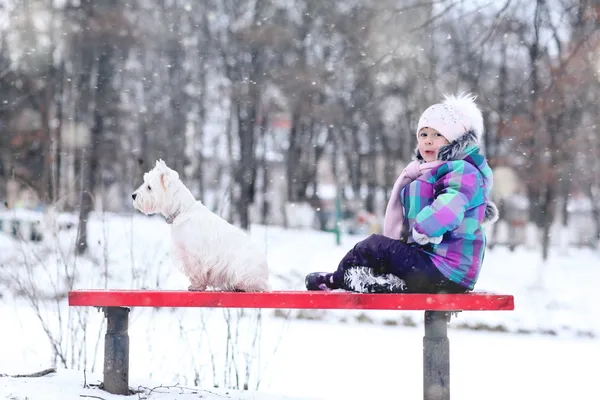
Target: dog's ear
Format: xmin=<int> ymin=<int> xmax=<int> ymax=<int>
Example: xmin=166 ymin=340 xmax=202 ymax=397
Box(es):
xmin=160 ymin=169 xmax=179 ymax=191
xmin=155 ymin=159 xmax=168 ymax=170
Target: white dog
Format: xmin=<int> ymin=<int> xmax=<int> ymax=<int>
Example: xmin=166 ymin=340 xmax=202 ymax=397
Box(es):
xmin=132 ymin=160 xmax=269 ymax=292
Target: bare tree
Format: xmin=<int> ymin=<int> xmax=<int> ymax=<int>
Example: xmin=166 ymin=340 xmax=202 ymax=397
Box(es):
xmin=62 ymin=0 xmax=135 ymax=253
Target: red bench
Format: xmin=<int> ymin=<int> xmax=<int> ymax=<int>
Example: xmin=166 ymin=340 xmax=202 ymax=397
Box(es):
xmin=68 ymin=290 xmax=514 ymax=400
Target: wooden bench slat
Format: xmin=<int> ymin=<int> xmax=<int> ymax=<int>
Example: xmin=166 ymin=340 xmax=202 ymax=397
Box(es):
xmin=68 ymin=290 xmax=514 ymax=311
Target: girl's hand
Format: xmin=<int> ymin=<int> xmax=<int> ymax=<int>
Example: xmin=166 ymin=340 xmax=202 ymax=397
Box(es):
xmin=412 ymin=228 xmax=443 ymax=245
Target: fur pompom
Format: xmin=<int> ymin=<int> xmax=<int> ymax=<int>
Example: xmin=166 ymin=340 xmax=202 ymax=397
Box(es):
xmin=443 ymin=93 xmax=484 ymax=139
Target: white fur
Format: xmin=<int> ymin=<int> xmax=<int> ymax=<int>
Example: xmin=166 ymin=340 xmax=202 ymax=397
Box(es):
xmin=344 ymin=267 xmax=406 ymax=293
xmin=443 ymin=92 xmax=484 ymax=139
xmin=132 ymin=160 xmax=269 ymax=292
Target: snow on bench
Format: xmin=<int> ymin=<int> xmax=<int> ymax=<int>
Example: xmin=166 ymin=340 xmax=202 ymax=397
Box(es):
xmin=68 ymin=289 xmax=515 ymax=400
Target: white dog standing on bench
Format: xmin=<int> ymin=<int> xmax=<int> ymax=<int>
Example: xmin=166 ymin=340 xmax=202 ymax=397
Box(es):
xmin=132 ymin=160 xmax=269 ymax=292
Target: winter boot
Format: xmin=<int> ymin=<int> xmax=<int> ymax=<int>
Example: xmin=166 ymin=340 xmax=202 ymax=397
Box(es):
xmin=305 ymin=272 xmax=335 ymax=291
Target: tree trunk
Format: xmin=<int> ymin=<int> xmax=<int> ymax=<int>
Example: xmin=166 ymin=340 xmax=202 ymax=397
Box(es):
xmin=167 ymin=34 xmax=187 ymax=175
xmin=77 ymin=46 xmax=115 ymax=254
xmin=365 ymin=120 xmax=379 ymax=214
xmin=259 ymin=113 xmax=269 ymax=225
xmin=235 ymin=89 xmax=258 ymax=230
xmin=540 ymin=184 xmax=556 ymax=261
xmin=286 ymin=111 xmax=303 ymax=203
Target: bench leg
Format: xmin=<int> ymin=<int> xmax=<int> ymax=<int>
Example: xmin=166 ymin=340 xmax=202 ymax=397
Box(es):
xmin=423 ymin=311 xmax=450 ymax=400
xmin=103 ymin=306 xmax=130 ymax=395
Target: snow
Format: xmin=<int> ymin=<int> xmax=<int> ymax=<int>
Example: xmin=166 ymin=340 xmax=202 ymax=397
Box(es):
xmin=2 ymin=324 xmax=596 ymax=400
xmin=0 ymin=211 xmax=599 ymax=399
xmin=1 ymin=369 xmax=307 ymax=400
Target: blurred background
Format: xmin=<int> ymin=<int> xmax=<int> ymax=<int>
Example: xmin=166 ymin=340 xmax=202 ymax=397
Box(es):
xmin=0 ymin=0 xmax=599 ymax=260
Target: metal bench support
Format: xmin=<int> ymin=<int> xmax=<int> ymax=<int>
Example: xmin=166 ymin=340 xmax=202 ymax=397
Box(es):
xmin=423 ymin=310 xmax=450 ymax=400
xmin=103 ymin=306 xmax=130 ymax=395
xmin=70 ymin=292 xmax=513 ymax=396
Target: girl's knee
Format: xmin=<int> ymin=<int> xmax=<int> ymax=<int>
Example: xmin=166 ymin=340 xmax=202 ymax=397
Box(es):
xmin=356 ymin=234 xmax=400 ymax=254
xmin=357 ymin=234 xmax=386 ymax=249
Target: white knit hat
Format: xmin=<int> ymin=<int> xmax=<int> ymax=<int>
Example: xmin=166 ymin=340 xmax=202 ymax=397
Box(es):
xmin=416 ymin=93 xmax=484 ymax=143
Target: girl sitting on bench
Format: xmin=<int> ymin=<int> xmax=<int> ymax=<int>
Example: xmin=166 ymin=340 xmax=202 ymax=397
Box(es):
xmin=306 ymin=93 xmax=498 ymax=294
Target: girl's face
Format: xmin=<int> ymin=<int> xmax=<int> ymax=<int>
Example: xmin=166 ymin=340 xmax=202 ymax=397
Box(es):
xmin=417 ymin=127 xmax=450 ymax=162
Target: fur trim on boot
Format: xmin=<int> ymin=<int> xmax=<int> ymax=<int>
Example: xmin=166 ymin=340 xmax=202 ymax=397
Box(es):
xmin=343 ymin=266 xmax=407 ymax=293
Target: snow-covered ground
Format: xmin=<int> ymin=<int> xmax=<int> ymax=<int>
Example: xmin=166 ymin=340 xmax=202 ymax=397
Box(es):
xmin=2 ymin=323 xmax=596 ymax=400
xmin=0 ymin=212 xmax=598 ymax=399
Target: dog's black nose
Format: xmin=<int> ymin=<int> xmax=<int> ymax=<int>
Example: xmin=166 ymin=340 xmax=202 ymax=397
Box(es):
xmin=132 ymin=193 xmax=137 ymax=200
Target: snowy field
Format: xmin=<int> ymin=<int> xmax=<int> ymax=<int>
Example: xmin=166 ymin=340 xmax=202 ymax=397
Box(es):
xmin=0 ymin=211 xmax=599 ymax=399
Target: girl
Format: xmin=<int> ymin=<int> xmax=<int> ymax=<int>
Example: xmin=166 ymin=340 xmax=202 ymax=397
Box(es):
xmin=306 ymin=93 xmax=498 ymax=294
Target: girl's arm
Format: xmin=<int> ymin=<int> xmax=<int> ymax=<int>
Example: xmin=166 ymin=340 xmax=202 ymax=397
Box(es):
xmin=413 ymin=161 xmax=482 ymax=238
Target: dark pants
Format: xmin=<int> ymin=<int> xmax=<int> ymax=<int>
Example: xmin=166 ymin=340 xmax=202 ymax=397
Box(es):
xmin=332 ymin=234 xmax=467 ymax=294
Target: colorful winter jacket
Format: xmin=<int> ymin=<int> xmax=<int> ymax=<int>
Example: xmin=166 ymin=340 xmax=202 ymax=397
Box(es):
xmin=401 ymin=145 xmax=496 ymax=289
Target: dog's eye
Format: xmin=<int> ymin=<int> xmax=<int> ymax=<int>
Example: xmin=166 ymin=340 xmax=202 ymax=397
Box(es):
xmin=147 ymin=185 xmax=152 ymax=191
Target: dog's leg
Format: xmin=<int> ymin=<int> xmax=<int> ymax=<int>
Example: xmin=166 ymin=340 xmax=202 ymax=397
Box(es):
xmin=234 ymin=274 xmax=269 ymax=292
xmin=232 ymin=281 xmax=267 ymax=292
xmin=187 ymin=284 xmax=207 ymax=292
xmin=187 ymin=274 xmax=207 ymax=292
